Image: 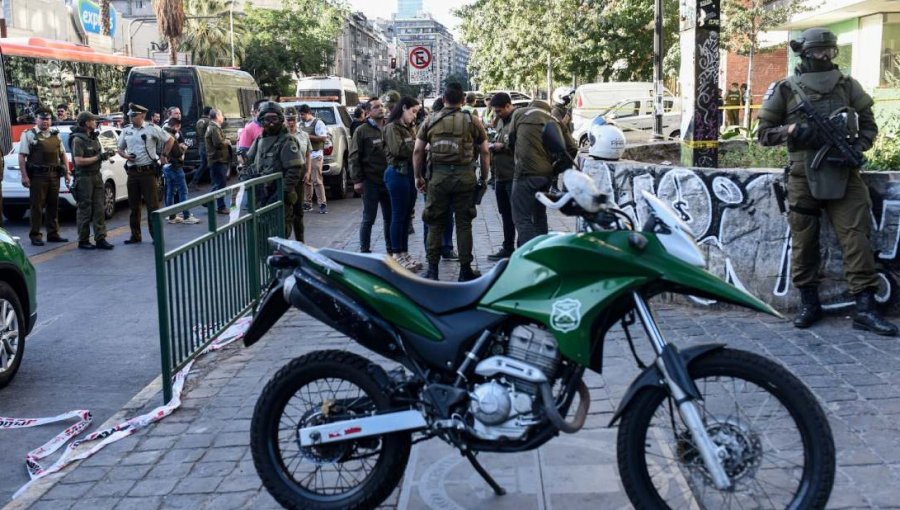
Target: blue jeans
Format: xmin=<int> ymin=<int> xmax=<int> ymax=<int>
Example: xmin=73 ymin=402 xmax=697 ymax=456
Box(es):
xmin=384 ymin=166 xmax=412 ymax=253
xmin=190 ymin=147 xmax=208 ymax=185
xmin=210 ymin=161 xmax=228 ymax=210
xmin=359 ymin=179 xmax=392 ymax=253
xmin=163 ymin=164 xmax=190 ymax=219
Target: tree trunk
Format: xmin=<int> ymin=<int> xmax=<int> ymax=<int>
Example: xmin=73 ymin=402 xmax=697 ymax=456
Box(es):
xmin=100 ymin=0 xmax=110 ymax=36
xmin=744 ymin=46 xmax=754 ymax=131
xmin=169 ymin=37 xmax=178 ymax=65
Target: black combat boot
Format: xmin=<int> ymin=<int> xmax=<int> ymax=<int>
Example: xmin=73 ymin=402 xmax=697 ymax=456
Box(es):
xmin=424 ymin=264 xmax=439 ymax=281
xmin=458 ymin=265 xmax=481 ymax=282
xmin=793 ymin=286 xmax=823 ymax=329
xmin=852 ymin=290 xmax=898 ymax=336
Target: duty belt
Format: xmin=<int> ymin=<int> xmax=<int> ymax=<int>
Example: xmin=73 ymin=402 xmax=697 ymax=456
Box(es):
xmin=26 ymin=164 xmax=59 ymax=174
xmin=432 ymin=163 xmax=473 ymax=172
xmin=128 ymin=164 xmax=156 ymax=173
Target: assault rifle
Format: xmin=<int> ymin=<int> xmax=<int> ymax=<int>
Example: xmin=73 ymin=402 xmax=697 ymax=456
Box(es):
xmin=787 ymin=99 xmax=864 ymax=170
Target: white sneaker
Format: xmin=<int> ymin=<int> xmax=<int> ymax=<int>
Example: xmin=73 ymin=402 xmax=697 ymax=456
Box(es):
xmin=167 ymin=216 xmax=184 ymax=224
xmin=183 ymin=215 xmax=201 ymax=224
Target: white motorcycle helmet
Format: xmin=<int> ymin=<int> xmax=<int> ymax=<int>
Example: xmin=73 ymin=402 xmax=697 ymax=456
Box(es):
xmin=552 ymin=86 xmax=575 ymax=106
xmin=588 ymin=117 xmax=626 ymax=160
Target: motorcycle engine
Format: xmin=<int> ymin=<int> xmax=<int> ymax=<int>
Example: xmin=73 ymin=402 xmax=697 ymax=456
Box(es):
xmin=468 ymin=325 xmax=561 ymax=441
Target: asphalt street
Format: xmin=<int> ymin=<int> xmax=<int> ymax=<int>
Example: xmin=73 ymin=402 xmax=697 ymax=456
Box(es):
xmin=0 ymin=184 xmax=361 ymax=501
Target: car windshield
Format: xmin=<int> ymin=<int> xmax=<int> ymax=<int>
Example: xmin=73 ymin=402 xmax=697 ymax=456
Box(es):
xmin=312 ymin=108 xmax=337 ymax=125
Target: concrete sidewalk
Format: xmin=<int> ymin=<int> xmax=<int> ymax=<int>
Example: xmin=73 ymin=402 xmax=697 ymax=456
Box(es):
xmin=8 ymin=191 xmax=900 ymax=509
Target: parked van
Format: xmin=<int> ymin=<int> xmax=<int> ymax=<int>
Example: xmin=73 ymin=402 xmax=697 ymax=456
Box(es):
xmin=124 ymin=65 xmax=263 ymax=171
xmin=295 ymin=76 xmax=359 ymax=108
xmin=572 ymin=82 xmax=675 ymax=137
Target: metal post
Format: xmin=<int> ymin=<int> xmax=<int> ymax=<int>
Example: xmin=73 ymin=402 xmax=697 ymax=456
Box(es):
xmin=653 ymin=0 xmax=664 ymax=140
xmin=246 ymin=183 xmax=260 ymax=301
xmin=679 ymin=0 xmax=721 ymax=167
xmin=152 ymin=212 xmax=173 ymax=403
xmin=229 ymin=2 xmax=235 ymax=67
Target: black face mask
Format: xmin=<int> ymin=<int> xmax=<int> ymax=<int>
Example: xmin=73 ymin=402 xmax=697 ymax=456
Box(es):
xmin=800 ymin=57 xmax=836 ymax=73
xmin=263 ymin=121 xmax=283 ymax=136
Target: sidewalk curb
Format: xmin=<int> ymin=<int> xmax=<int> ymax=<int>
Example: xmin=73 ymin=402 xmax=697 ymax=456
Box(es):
xmin=1 ymin=374 xmax=164 ymax=510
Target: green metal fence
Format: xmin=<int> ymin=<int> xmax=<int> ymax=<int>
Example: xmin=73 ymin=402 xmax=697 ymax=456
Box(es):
xmin=152 ymin=174 xmax=284 ymax=402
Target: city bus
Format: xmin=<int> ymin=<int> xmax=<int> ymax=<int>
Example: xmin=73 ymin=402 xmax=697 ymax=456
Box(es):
xmin=0 ymin=37 xmax=154 ymax=154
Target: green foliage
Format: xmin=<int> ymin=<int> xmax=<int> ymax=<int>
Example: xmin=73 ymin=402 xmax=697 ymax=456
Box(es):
xmin=241 ymin=0 xmax=346 ymax=97
xmin=443 ymin=71 xmax=471 ymax=92
xmin=455 ymin=0 xmax=677 ymax=91
xmin=719 ymin=141 xmax=788 ymax=169
xmin=380 ymin=71 xmax=433 ymax=99
xmin=864 ymin=115 xmax=900 ymax=171
xmin=180 ymin=0 xmax=242 ymax=67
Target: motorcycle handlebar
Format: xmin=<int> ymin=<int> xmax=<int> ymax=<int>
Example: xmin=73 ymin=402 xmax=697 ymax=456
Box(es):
xmin=535 ymin=191 xmax=573 ymax=210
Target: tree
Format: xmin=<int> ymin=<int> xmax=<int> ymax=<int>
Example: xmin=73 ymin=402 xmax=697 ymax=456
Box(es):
xmin=455 ymin=0 xmax=678 ymax=92
xmin=154 ymin=0 xmax=186 ymax=65
xmin=241 ymin=0 xmax=345 ymax=96
xmin=722 ymin=0 xmax=808 ymax=128
xmin=101 ymin=0 xmax=111 ymax=36
xmin=181 ymin=0 xmax=242 ymax=66
xmin=443 ymin=71 xmax=471 ymax=91
xmin=379 ymin=72 xmax=432 ymax=99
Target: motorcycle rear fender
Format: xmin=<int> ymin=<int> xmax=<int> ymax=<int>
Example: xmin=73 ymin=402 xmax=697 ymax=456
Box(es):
xmin=607 ymin=343 xmax=725 ymax=427
xmin=243 ymin=280 xmax=290 ymax=347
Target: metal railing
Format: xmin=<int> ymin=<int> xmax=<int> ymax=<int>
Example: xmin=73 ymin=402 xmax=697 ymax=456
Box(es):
xmin=152 ymin=174 xmax=284 ymax=402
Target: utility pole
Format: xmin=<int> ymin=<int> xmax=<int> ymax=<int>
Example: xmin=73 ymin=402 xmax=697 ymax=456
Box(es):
xmin=679 ymin=0 xmax=721 ymax=167
xmin=653 ymin=0 xmax=664 ymax=140
xmin=229 ymin=1 xmax=236 ymax=67
xmin=546 ymin=52 xmax=552 ymax=101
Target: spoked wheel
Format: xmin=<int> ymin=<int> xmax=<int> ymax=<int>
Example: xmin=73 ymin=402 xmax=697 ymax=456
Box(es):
xmin=250 ymin=350 xmax=411 ymax=510
xmin=617 ymin=348 xmax=835 ymax=509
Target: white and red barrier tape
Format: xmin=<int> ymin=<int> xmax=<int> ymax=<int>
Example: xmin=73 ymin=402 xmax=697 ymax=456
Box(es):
xmin=0 ymin=316 xmax=252 ymax=499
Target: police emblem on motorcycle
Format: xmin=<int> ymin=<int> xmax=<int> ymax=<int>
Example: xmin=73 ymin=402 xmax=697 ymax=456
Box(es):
xmin=550 ymin=298 xmax=582 ymax=333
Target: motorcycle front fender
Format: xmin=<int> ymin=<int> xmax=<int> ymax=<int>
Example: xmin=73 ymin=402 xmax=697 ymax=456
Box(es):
xmin=608 ymin=343 xmax=725 ymax=427
xmin=660 ymin=260 xmax=783 ymax=319
xmin=243 ymin=279 xmax=290 ymax=347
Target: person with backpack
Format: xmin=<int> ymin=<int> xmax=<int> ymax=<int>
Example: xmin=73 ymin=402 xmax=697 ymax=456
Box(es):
xmin=508 ymin=100 xmax=577 ymax=247
xmin=413 ymin=83 xmax=490 ymax=282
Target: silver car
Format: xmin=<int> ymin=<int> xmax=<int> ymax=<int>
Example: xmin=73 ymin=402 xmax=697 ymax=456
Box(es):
xmin=279 ymin=101 xmax=352 ymax=200
xmin=573 ymin=97 xmax=682 ymax=148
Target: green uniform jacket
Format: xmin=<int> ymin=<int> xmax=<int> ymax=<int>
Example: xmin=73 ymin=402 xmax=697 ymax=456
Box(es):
xmin=70 ymin=129 xmax=102 ymax=173
xmin=349 ymin=120 xmax=388 ymax=184
xmin=195 ymin=117 xmax=209 ymax=151
xmin=724 ymin=89 xmax=742 ymax=106
xmin=508 ymin=106 xmax=577 ymax=179
xmin=248 ymin=129 xmax=305 ymax=192
xmin=205 ymin=123 xmax=231 ymax=164
xmin=492 ymin=115 xmax=515 ymax=182
xmin=384 ymin=121 xmax=417 ymax=172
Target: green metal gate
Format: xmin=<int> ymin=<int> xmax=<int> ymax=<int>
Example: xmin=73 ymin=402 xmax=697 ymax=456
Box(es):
xmin=152 ymin=174 xmax=284 ymax=402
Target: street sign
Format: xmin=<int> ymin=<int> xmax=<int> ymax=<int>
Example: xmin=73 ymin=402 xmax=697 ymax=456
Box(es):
xmin=408 ymin=46 xmax=432 ymax=70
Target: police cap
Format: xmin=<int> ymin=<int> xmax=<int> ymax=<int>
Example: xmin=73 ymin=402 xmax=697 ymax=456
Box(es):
xmin=35 ymin=109 xmax=52 ymax=120
xmin=127 ymin=103 xmax=149 ymax=117
xmin=76 ymin=111 xmax=101 ymax=126
xmin=790 ymin=27 xmax=838 ymax=54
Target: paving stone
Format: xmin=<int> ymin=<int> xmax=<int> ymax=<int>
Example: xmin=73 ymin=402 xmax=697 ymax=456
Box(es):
xmin=200 ymin=446 xmax=245 ymax=463
xmin=115 ymin=496 xmax=163 ymax=510
xmin=86 ymin=478 xmax=136 ymax=498
xmin=171 ymin=475 xmax=223 ymax=494
xmin=128 ymin=478 xmax=180 ymax=497
xmin=42 ymin=481 xmax=95 ymax=500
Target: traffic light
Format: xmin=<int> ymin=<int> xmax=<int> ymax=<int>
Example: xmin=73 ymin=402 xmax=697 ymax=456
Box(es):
xmin=390 ymin=57 xmax=397 ymax=69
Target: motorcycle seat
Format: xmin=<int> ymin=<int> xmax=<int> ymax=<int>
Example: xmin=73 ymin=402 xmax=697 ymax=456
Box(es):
xmin=318 ymin=249 xmax=509 ymax=315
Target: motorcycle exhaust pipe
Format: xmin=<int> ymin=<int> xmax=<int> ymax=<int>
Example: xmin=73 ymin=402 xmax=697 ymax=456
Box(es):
xmin=539 ymin=381 xmax=590 ymax=434
xmin=297 ymin=410 xmax=428 ymax=446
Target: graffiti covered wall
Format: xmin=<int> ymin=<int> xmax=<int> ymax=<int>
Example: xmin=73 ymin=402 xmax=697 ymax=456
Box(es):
xmin=583 ymin=159 xmax=900 ymax=311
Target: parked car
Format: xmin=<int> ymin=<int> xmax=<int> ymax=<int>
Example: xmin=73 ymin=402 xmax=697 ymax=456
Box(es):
xmin=2 ymin=125 xmax=129 ymax=221
xmin=294 ymin=76 xmax=360 ymax=108
xmin=279 ymin=100 xmax=352 ymax=200
xmin=0 ymin=228 xmax=37 ymax=388
xmin=572 ymin=82 xmax=676 ymax=137
xmin=573 ymin=97 xmax=681 ymax=147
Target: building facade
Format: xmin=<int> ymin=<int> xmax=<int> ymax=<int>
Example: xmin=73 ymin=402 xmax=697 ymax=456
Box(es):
xmin=397 ymin=0 xmax=424 ymax=19
xmin=332 ymin=12 xmax=390 ymax=98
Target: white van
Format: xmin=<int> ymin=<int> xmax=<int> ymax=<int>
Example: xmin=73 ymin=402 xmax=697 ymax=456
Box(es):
xmin=295 ymin=76 xmax=360 ymax=108
xmin=572 ymin=82 xmax=675 ymax=136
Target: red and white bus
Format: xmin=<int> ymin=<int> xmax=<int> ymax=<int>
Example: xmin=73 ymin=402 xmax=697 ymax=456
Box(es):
xmin=0 ymin=37 xmax=153 ymax=154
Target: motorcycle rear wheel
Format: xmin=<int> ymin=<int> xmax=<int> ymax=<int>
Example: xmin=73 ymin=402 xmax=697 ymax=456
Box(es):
xmin=617 ymin=348 xmax=835 ymax=509
xmin=250 ymin=350 xmax=411 ymax=510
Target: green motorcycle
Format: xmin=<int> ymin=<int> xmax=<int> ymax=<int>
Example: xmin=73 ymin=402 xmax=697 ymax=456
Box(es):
xmin=244 ymin=130 xmax=835 ymax=510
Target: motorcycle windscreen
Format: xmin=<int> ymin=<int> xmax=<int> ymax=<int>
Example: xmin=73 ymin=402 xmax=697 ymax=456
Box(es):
xmin=243 ymin=281 xmax=290 ymax=346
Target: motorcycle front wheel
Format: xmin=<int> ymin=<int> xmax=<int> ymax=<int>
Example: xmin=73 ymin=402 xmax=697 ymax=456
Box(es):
xmin=250 ymin=350 xmax=411 ymax=510
xmin=617 ymin=348 xmax=835 ymax=509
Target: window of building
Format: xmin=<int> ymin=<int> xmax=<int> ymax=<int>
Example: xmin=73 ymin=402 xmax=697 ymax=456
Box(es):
xmin=881 ymin=16 xmax=900 ymax=87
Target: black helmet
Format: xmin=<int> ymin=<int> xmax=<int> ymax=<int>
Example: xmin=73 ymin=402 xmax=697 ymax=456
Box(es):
xmin=256 ymin=101 xmax=284 ymax=123
xmin=790 ymin=28 xmax=838 ymax=54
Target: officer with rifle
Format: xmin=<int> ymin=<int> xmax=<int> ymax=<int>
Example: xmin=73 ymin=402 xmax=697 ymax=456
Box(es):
xmin=758 ymin=27 xmax=897 ymax=336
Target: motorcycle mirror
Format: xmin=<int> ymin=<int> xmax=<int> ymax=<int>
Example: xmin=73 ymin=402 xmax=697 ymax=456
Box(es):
xmin=561 ymin=169 xmax=605 ymax=213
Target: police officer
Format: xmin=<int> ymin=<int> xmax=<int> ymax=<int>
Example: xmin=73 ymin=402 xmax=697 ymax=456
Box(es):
xmin=117 ymin=103 xmax=174 ymax=244
xmin=19 ymin=109 xmax=70 ymax=246
xmin=349 ymin=97 xmax=392 ymax=254
xmin=71 ymin=112 xmax=115 ymax=250
xmin=551 ymin=86 xmax=575 ymax=133
xmin=508 ymin=100 xmax=577 ymax=247
xmin=246 ymin=102 xmax=306 ymax=239
xmin=413 ymin=82 xmax=490 ymax=282
xmin=284 ymin=108 xmax=312 ymax=241
xmin=487 ymin=92 xmax=517 ymax=260
xmin=758 ymin=27 xmax=897 ymax=336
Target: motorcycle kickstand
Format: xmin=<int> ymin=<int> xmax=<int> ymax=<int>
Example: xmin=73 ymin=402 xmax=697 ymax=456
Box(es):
xmin=463 ymin=450 xmax=507 ymax=496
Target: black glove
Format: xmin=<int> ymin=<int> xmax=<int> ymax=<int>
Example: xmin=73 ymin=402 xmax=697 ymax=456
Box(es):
xmin=790 ymin=122 xmax=820 ymax=146
xmin=99 ymin=150 xmax=115 ymax=161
